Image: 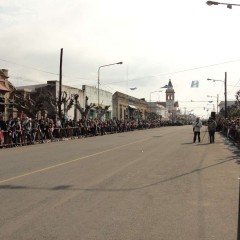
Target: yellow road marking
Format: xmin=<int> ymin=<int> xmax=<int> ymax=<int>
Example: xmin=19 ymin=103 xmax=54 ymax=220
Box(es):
xmin=0 ymin=137 xmax=151 ymax=184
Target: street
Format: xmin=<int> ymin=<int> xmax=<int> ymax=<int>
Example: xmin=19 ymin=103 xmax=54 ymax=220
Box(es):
xmin=0 ymin=125 xmax=239 ymax=240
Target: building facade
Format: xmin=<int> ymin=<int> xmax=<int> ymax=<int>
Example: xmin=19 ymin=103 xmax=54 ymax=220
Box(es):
xmin=0 ymin=69 xmax=16 ymax=120
xmin=218 ymin=100 xmax=235 ymax=111
xmin=17 ymin=81 xmax=84 ymax=120
xmin=1 ymin=69 xmax=181 ymax=123
xmin=147 ymin=102 xmax=168 ymax=120
xmin=82 ymin=85 xmax=112 ymax=120
xmin=112 ymin=91 xmax=148 ymax=120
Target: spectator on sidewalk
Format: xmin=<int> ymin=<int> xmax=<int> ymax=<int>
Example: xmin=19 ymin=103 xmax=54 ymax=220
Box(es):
xmin=0 ymin=116 xmax=7 ymax=131
xmin=235 ymin=119 xmax=240 ymax=142
xmin=0 ymin=127 xmax=3 ymax=147
xmin=55 ymin=117 xmax=62 ymax=139
xmin=23 ymin=117 xmax=33 ymax=144
xmin=32 ymin=117 xmax=39 ymax=143
xmin=38 ymin=116 xmax=46 ymax=143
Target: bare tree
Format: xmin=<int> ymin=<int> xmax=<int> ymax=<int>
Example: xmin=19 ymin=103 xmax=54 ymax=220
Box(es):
xmin=96 ymin=105 xmax=110 ymax=120
xmin=75 ymin=96 xmax=96 ymax=119
xmin=11 ymin=87 xmax=58 ymax=119
xmin=12 ymin=86 xmax=98 ymax=120
xmin=236 ymin=90 xmax=240 ymax=107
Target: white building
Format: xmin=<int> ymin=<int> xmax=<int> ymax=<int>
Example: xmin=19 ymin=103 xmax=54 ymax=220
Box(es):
xmin=82 ymin=85 xmax=113 ymax=120
xmin=17 ymin=80 xmax=84 ymax=120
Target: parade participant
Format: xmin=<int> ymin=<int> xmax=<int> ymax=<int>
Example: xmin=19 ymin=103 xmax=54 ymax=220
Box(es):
xmin=208 ymin=117 xmax=217 ymax=144
xmin=193 ymin=117 xmax=202 ymax=143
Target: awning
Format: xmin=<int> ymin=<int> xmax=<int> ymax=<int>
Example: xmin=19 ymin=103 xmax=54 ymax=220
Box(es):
xmin=129 ymin=105 xmax=137 ymax=109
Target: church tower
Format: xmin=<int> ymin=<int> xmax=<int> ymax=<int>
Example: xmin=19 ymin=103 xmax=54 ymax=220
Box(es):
xmin=165 ymin=79 xmax=175 ymax=111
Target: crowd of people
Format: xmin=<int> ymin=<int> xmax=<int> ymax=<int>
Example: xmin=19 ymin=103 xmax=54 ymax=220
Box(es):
xmin=3 ymin=114 xmax=240 ymax=148
xmin=0 ymin=115 xmax=175 ymax=148
xmin=216 ymin=117 xmax=240 ymax=142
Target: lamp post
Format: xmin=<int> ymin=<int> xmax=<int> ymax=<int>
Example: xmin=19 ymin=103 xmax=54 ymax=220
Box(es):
xmin=207 ymin=94 xmax=219 ymax=114
xmin=207 ymin=72 xmax=227 ymax=118
xmin=206 ymin=1 xmax=240 ymax=8
xmin=207 ymin=102 xmax=215 ymax=112
xmin=150 ymin=90 xmax=162 ymax=112
xmin=97 ymin=61 xmax=123 ymax=112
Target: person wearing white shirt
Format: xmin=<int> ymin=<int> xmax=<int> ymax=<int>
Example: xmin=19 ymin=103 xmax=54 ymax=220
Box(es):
xmin=193 ymin=117 xmax=202 ymax=143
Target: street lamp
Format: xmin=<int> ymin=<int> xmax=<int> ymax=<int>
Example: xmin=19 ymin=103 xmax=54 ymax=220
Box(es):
xmin=207 ymin=72 xmax=227 ymax=118
xmin=206 ymin=1 xmax=240 ymax=8
xmin=190 ymin=100 xmax=214 ymax=102
xmin=207 ymin=102 xmax=215 ymax=111
xmin=207 ymin=94 xmax=219 ymax=114
xmin=97 ymin=61 xmax=123 ymax=110
xmin=150 ymin=90 xmax=162 ymax=112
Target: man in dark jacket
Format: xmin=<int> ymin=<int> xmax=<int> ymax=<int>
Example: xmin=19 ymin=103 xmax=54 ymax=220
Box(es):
xmin=208 ymin=117 xmax=217 ymax=144
xmin=0 ymin=116 xmax=7 ymax=131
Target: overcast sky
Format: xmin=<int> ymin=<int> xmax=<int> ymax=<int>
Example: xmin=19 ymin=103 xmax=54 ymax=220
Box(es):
xmin=1 ymin=0 xmax=240 ymax=118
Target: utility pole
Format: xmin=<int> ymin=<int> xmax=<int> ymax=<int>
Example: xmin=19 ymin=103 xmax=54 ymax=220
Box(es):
xmin=58 ymin=48 xmax=63 ymax=119
xmin=224 ymin=72 xmax=227 ymax=118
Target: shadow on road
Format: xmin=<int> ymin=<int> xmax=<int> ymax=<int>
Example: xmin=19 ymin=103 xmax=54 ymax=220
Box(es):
xmin=0 ymin=157 xmax=238 ymax=192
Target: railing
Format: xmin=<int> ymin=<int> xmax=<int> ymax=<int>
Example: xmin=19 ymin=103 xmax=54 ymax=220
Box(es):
xmin=0 ymin=121 xmax=178 ymax=148
xmin=210 ymin=122 xmax=240 ymax=144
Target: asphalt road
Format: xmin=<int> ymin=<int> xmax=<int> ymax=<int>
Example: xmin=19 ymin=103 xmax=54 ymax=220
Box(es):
xmin=0 ymin=125 xmax=239 ymax=240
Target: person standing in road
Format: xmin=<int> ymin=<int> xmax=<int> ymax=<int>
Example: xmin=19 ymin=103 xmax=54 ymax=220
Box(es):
xmin=208 ymin=117 xmax=217 ymax=144
xmin=193 ymin=117 xmax=202 ymax=143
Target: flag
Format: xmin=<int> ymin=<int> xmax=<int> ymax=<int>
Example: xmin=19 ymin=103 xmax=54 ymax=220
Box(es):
xmin=191 ymin=81 xmax=199 ymax=88
xmin=161 ymin=84 xmax=168 ymax=88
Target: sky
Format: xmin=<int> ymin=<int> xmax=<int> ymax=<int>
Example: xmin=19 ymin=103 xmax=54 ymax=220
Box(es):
xmin=1 ymin=0 xmax=240 ymax=119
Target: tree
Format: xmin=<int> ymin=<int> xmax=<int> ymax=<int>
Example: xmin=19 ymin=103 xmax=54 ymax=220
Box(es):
xmin=96 ymin=105 xmax=110 ymax=120
xmin=75 ymin=96 xmax=96 ymax=119
xmin=11 ymin=86 xmax=58 ymax=119
xmin=11 ymin=86 xmax=99 ymax=120
xmin=236 ymin=90 xmax=240 ymax=105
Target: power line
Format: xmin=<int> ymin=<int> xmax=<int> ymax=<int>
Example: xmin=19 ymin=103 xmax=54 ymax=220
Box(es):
xmin=2 ymin=56 xmax=240 ymax=88
xmin=0 ymin=58 xmax=59 ymax=75
xmin=103 ymin=59 xmax=240 ymax=85
xmin=11 ymin=76 xmax=44 ymax=84
xmin=0 ymin=58 xmax=93 ymax=82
